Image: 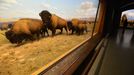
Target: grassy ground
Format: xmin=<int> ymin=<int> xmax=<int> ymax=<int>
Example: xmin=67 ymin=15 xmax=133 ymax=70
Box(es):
xmin=0 ymin=30 xmax=9 ymax=46
xmin=0 ymin=23 xmax=94 ymax=75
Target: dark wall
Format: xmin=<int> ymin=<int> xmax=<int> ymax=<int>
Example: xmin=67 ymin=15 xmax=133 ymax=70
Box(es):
xmin=102 ymin=0 xmax=134 ymax=37
xmin=102 ymin=1 xmax=121 ymax=36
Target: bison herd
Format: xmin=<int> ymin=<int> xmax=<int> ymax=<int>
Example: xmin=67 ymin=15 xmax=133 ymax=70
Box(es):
xmin=5 ymin=10 xmax=89 ymax=44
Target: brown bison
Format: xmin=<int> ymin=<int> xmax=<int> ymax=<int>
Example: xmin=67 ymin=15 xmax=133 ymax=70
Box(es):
xmin=39 ymin=10 xmax=68 ymax=36
xmin=67 ymin=19 xmax=88 ymax=35
xmin=77 ymin=23 xmax=88 ymax=35
xmin=5 ymin=18 xmax=49 ymax=44
xmin=5 ymin=30 xmax=29 ymax=44
xmin=67 ymin=20 xmax=77 ymax=34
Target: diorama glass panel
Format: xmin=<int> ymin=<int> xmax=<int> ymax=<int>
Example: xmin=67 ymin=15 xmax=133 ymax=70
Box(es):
xmin=0 ymin=0 xmax=99 ymax=75
xmin=93 ymin=1 xmax=101 ymax=35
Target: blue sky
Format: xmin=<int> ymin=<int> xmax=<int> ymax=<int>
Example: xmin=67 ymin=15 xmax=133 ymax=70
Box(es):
xmin=0 ymin=0 xmax=99 ymax=20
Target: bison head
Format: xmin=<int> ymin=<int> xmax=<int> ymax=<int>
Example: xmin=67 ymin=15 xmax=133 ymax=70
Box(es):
xmin=39 ymin=10 xmax=52 ymax=25
xmin=5 ymin=30 xmax=20 ymax=44
xmin=5 ymin=30 xmax=15 ymax=43
xmin=67 ymin=21 xmax=73 ymax=31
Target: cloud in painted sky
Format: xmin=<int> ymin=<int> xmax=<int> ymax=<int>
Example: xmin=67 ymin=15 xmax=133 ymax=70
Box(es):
xmin=40 ymin=3 xmax=58 ymax=10
xmin=75 ymin=1 xmax=97 ymax=18
xmin=41 ymin=4 xmax=51 ymax=9
xmin=0 ymin=0 xmax=18 ymax=10
xmin=0 ymin=0 xmax=17 ymax=4
xmin=0 ymin=6 xmax=9 ymax=10
xmin=80 ymin=1 xmax=95 ymax=10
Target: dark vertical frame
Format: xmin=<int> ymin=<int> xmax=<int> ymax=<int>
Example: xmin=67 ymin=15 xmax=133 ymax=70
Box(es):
xmin=91 ymin=1 xmax=100 ymax=38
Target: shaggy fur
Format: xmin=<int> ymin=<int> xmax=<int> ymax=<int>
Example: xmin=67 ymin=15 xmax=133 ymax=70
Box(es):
xmin=5 ymin=18 xmax=48 ymax=44
xmin=39 ymin=10 xmax=68 ymax=36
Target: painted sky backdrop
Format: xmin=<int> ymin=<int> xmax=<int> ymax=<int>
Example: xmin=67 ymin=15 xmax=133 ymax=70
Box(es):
xmin=0 ymin=0 xmax=134 ymax=21
xmin=122 ymin=10 xmax=134 ymax=20
xmin=0 ymin=0 xmax=99 ymax=20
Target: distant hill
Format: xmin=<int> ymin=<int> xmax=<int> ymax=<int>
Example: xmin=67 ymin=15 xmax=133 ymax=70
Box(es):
xmin=0 ymin=21 xmax=14 ymax=25
xmin=79 ymin=17 xmax=95 ymax=22
xmin=0 ymin=18 xmax=17 ymax=28
xmin=0 ymin=21 xmax=15 ymax=29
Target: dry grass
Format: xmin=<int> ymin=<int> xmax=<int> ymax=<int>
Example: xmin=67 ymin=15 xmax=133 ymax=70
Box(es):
xmin=0 ymin=23 xmax=94 ymax=75
xmin=0 ymin=30 xmax=10 ymax=46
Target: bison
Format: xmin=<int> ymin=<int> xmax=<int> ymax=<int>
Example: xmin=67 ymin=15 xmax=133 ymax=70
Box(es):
xmin=77 ymin=23 xmax=88 ymax=35
xmin=8 ymin=23 xmax=13 ymax=29
xmin=39 ymin=10 xmax=68 ymax=36
xmin=67 ymin=20 xmax=77 ymax=34
xmin=5 ymin=18 xmax=49 ymax=44
xmin=67 ymin=19 xmax=88 ymax=35
xmin=5 ymin=30 xmax=29 ymax=44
